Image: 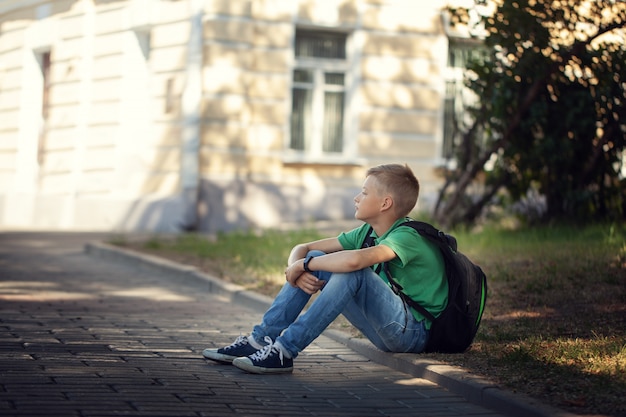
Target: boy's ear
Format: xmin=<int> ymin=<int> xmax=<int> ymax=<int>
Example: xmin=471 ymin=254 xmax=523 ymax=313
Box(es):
xmin=381 ymin=196 xmax=393 ymax=211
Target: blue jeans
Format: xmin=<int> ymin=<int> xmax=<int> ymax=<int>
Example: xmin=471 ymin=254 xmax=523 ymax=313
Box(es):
xmin=251 ymin=251 xmax=429 ymax=358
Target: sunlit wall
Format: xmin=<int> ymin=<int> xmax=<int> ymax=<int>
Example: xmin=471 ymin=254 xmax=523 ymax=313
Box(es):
xmin=0 ymin=0 xmax=452 ymax=232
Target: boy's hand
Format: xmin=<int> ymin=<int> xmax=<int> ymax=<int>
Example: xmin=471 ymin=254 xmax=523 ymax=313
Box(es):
xmin=284 ymin=258 xmax=325 ymax=294
xmin=294 ymin=273 xmax=325 ymax=295
xmin=284 ymin=260 xmax=304 ymax=286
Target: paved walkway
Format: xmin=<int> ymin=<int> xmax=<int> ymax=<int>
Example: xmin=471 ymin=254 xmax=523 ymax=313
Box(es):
xmin=0 ymin=232 xmax=565 ymax=417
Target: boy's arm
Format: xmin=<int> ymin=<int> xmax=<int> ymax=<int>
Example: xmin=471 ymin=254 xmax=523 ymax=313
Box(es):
xmin=285 ymin=239 xmax=396 ymax=286
xmin=303 ymin=244 xmax=396 ymax=274
xmin=287 ymin=237 xmax=344 ymax=265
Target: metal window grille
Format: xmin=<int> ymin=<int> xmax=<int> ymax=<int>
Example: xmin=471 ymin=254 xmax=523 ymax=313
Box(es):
xmin=295 ymin=30 xmax=346 ymax=59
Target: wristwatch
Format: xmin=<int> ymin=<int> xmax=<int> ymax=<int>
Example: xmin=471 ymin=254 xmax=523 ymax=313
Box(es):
xmin=303 ymin=255 xmax=314 ymax=272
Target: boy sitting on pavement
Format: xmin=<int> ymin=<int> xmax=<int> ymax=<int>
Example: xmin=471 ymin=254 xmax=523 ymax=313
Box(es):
xmin=203 ymin=163 xmax=448 ymax=374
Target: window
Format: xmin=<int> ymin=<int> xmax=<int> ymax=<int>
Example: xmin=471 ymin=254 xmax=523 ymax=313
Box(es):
xmin=443 ymin=40 xmax=488 ymax=159
xmin=290 ymin=30 xmax=348 ymax=156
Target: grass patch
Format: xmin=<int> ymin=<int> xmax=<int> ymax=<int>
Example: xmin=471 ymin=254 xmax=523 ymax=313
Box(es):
xmin=114 ymin=222 xmax=626 ymax=416
xmin=122 ymin=229 xmax=325 ymax=293
xmin=438 ymin=223 xmax=626 ymax=416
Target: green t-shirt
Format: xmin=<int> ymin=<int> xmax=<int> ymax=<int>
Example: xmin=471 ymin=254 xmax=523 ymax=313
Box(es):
xmin=337 ymin=218 xmax=448 ymax=328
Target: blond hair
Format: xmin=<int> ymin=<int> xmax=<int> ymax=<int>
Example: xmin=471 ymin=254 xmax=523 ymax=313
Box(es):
xmin=366 ymin=164 xmax=420 ymax=217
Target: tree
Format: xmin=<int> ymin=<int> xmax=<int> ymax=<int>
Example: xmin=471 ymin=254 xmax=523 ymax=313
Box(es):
xmin=435 ymin=0 xmax=626 ymax=228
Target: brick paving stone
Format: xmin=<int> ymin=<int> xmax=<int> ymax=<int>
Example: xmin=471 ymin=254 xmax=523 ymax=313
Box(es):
xmin=0 ymin=232 xmax=511 ymax=417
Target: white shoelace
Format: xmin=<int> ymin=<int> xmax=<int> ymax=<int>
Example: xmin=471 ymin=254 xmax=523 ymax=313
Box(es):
xmin=224 ymin=334 xmax=248 ymax=351
xmin=249 ymin=336 xmax=285 ymax=364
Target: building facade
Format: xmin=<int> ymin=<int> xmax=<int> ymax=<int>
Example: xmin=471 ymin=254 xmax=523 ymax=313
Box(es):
xmin=0 ymin=0 xmax=459 ymax=232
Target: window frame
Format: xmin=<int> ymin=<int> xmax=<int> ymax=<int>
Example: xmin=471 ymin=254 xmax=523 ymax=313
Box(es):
xmin=442 ymin=37 xmax=487 ymax=162
xmin=285 ymin=28 xmax=358 ymax=164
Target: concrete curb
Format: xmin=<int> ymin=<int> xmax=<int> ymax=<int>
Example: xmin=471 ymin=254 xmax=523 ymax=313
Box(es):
xmin=85 ymin=241 xmax=578 ymax=417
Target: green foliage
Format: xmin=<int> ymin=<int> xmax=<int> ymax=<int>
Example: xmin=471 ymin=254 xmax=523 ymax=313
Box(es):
xmin=439 ymin=0 xmax=626 ymax=227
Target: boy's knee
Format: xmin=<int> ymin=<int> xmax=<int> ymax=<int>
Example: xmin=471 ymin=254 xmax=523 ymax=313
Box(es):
xmin=306 ymin=250 xmax=326 ymax=257
xmin=325 ymin=271 xmax=360 ymax=289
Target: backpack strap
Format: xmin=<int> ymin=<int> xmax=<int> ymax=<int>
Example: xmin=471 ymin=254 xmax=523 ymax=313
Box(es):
xmin=361 ymin=223 xmax=437 ymax=322
xmin=403 ymin=220 xmax=458 ymax=252
xmin=400 ymin=221 xmax=464 ymax=323
xmin=380 ymin=263 xmax=437 ymax=322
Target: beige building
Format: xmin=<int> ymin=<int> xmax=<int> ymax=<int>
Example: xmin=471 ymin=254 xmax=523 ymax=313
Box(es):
xmin=0 ymin=0 xmax=464 ymax=232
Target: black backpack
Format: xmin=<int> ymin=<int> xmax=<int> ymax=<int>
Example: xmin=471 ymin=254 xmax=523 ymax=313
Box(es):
xmin=362 ymin=220 xmax=487 ymax=353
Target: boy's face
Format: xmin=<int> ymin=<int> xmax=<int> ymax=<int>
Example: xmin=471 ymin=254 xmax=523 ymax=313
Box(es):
xmin=354 ymin=175 xmax=388 ymax=221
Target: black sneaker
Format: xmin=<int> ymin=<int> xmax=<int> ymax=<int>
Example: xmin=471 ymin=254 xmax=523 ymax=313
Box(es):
xmin=232 ymin=342 xmax=293 ymax=374
xmin=202 ymin=335 xmax=262 ymax=364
